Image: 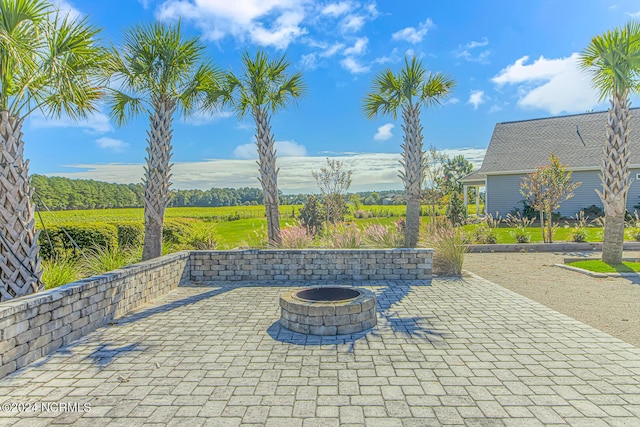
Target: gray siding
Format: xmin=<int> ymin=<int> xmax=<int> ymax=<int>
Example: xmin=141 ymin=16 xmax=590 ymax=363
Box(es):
xmin=486 ymin=168 xmax=640 ymax=217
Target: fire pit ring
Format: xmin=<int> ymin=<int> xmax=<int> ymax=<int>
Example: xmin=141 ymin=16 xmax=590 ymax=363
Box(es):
xmin=279 ymin=286 xmax=376 ymax=335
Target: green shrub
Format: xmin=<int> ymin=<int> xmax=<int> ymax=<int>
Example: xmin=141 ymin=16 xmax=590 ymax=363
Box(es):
xmin=37 ymin=222 xmax=118 ymax=259
xmin=506 ymin=213 xmax=533 ymax=244
xmin=298 ymin=195 xmax=324 ymax=234
xmin=323 ymin=223 xmax=362 ymax=248
xmin=362 ymin=224 xmax=403 ymax=248
xmin=279 ymin=223 xmax=315 ymax=248
xmin=185 ymin=226 xmax=218 ymax=250
xmin=446 ymin=191 xmax=467 ymax=226
xmin=163 ymin=218 xmax=195 ymax=244
xmin=424 ymin=225 xmax=467 ymax=276
xmin=42 ymin=257 xmax=83 ymax=289
xmin=115 ymin=222 xmax=144 ymax=248
xmin=81 ymin=245 xmax=139 ymax=276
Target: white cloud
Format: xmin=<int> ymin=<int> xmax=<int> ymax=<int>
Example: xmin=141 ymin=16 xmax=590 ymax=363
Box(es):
xmin=391 ymin=18 xmax=433 ymax=43
xmin=374 ymin=124 xmax=394 ymax=141
xmin=96 ymin=137 xmax=129 ymax=153
xmin=320 ymin=43 xmax=345 ymax=57
xmin=233 ymin=140 xmax=308 ymax=159
xmin=626 ymin=10 xmax=640 ymax=17
xmin=492 ymin=53 xmax=600 ymax=114
xmin=340 ymin=14 xmax=365 ymax=32
xmin=374 ymin=48 xmax=401 ymax=64
xmin=300 ymin=53 xmax=318 ymax=70
xmin=50 ymin=148 xmax=486 ymax=193
xmin=343 ymin=37 xmax=368 ymax=56
xmin=51 ymin=0 xmax=82 ymax=20
xmin=321 ymin=2 xmax=351 ymax=17
xmin=183 ymin=110 xmax=234 ymax=126
xmin=468 ymin=90 xmax=485 ymax=109
xmin=444 ymin=97 xmax=460 ymax=105
xmin=341 ymin=57 xmax=370 ymax=73
xmin=138 ymin=0 xmax=150 ymax=9
xmin=29 ymin=110 xmax=113 ymax=134
xmin=156 ymin=0 xmax=307 ymax=49
xmin=454 ymin=37 xmax=491 ymax=64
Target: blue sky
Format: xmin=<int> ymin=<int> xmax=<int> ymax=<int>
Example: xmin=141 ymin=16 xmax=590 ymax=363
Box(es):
xmin=26 ymin=0 xmax=640 ymax=193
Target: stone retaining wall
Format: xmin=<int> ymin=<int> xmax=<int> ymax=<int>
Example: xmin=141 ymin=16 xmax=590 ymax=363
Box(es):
xmin=0 ymin=252 xmax=190 ymax=379
xmin=190 ymin=249 xmax=433 ymax=282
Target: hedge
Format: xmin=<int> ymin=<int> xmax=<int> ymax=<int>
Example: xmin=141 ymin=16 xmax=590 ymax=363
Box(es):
xmin=37 ymin=222 xmax=118 ymax=259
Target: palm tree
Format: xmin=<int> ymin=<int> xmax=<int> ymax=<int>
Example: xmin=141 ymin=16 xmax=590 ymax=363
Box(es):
xmin=579 ymin=21 xmax=640 ymax=265
xmin=224 ymin=51 xmax=305 ymax=245
xmin=363 ymin=57 xmax=455 ymax=247
xmin=108 ymin=22 xmax=225 ymax=260
xmin=0 ymin=0 xmax=106 ymax=301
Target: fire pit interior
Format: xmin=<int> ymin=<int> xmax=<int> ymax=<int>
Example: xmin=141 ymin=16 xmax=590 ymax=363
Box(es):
xmin=279 ymin=286 xmax=376 ymax=336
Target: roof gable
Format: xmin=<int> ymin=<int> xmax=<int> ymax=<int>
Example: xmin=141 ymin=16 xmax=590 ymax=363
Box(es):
xmin=478 ymin=109 xmax=640 ymax=174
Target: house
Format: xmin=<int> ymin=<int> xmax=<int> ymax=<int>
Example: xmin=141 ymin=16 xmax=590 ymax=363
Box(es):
xmin=462 ymin=109 xmax=640 ymax=217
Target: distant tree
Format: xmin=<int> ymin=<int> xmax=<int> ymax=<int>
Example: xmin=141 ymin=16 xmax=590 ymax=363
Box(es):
xmin=579 ymin=21 xmax=640 ymax=264
xmin=423 ymin=146 xmax=448 ymax=218
xmin=446 ymin=191 xmax=467 ymax=226
xmin=520 ymin=153 xmax=582 ymax=243
xmin=312 ymin=158 xmax=353 ymax=225
xmin=441 ymin=154 xmax=474 ymax=195
xmin=364 ymin=57 xmax=455 ymax=247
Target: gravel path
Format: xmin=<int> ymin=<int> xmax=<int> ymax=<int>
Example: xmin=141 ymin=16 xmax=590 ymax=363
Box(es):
xmin=464 ymin=251 xmax=640 ymax=348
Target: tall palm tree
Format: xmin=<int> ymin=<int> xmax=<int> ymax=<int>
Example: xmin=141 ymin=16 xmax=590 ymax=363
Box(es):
xmin=363 ymin=57 xmax=455 ymax=247
xmin=224 ymin=51 xmax=305 ymax=245
xmin=0 ymin=0 xmax=106 ymax=301
xmin=108 ymin=22 xmax=225 ymax=260
xmin=579 ymin=21 xmax=640 ymax=265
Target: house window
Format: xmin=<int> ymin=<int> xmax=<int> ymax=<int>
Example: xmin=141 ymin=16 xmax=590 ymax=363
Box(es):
xmin=637 ymin=173 xmax=640 ymax=180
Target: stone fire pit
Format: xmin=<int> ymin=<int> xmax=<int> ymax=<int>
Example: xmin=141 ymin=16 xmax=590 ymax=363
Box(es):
xmin=279 ymin=286 xmax=376 ymax=335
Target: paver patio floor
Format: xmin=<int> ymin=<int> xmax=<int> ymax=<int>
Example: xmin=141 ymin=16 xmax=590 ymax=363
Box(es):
xmin=1 ymin=274 xmax=640 ymax=426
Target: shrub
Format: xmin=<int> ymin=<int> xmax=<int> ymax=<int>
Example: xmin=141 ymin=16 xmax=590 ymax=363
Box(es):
xmin=163 ymin=218 xmax=195 ymax=244
xmin=81 ymin=245 xmax=138 ymax=276
xmin=362 ymin=224 xmax=403 ymax=248
xmin=474 ymin=226 xmax=498 ymax=244
xmin=38 ymin=222 xmax=118 ymax=259
xmin=564 ymin=211 xmax=590 ymax=243
xmin=446 ymin=191 xmax=467 ymax=226
xmin=279 ymin=224 xmax=315 ymax=248
xmin=42 ymin=257 xmax=83 ymax=289
xmin=186 ymin=227 xmax=217 ymax=250
xmin=424 ymin=226 xmax=467 ymax=276
xmin=505 ymin=212 xmax=533 ymax=244
xmin=353 ymin=209 xmax=373 ymax=219
xmin=583 ymin=204 xmax=604 ymax=219
xmin=323 ymin=223 xmax=362 ymax=248
xmin=298 ymin=195 xmax=324 ymax=234
xmin=116 ymin=222 xmax=144 ymax=248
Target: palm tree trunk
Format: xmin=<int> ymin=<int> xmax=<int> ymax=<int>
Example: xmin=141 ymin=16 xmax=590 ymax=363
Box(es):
xmin=0 ymin=112 xmax=42 ymax=301
xmin=142 ymin=98 xmax=176 ymax=261
xmin=400 ymin=104 xmax=425 ymax=248
xmin=253 ymin=108 xmax=281 ymax=246
xmin=598 ymin=94 xmax=631 ymax=265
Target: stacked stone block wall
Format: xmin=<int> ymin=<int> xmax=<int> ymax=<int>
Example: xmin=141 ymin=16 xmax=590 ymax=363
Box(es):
xmin=191 ymin=249 xmax=433 ymax=282
xmin=0 ymin=251 xmax=190 ymax=379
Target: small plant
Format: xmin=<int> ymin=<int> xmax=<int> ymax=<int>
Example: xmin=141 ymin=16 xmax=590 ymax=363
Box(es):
xmin=565 ymin=211 xmax=590 ymax=243
xmin=362 ymin=224 xmax=403 ymax=248
xmin=474 ymin=213 xmax=501 ymax=244
xmin=626 ymin=211 xmax=640 ymax=241
xmin=583 ymin=204 xmax=604 ymax=219
xmin=298 ymin=195 xmax=324 ymax=235
xmin=323 ymin=223 xmax=362 ymax=248
xmin=424 ymin=225 xmax=467 ymax=276
xmin=81 ymin=245 xmax=137 ymax=276
xmin=353 ymin=209 xmax=373 ymax=219
xmin=279 ymin=223 xmax=315 ymax=248
xmin=505 ymin=212 xmax=533 ymax=243
xmin=42 ymin=257 xmax=83 ymax=289
xmin=445 ymin=191 xmax=467 ymax=226
xmin=186 ymin=227 xmax=217 ymax=250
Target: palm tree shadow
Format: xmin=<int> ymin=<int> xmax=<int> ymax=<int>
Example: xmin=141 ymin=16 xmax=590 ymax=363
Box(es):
xmin=85 ymin=342 xmax=141 ymax=368
xmin=268 ymin=279 xmax=452 ymax=351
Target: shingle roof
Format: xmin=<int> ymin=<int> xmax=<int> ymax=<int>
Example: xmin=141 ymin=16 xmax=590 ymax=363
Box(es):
xmin=476 ymin=108 xmax=640 ymax=175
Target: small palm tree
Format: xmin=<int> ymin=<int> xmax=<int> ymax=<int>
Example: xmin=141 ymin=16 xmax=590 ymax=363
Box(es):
xmin=224 ymin=51 xmax=305 ymax=245
xmin=363 ymin=57 xmax=455 ymax=247
xmin=579 ymin=21 xmax=640 ymax=265
xmin=0 ymin=0 xmax=106 ymax=301
xmin=108 ymin=22 xmax=225 ymax=260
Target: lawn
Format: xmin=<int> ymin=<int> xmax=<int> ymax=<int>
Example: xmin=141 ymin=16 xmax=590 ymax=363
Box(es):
xmin=566 ymin=260 xmax=640 ymax=273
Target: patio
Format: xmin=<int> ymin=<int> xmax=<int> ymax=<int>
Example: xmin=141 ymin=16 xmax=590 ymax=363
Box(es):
xmin=1 ymin=274 xmax=639 ymax=426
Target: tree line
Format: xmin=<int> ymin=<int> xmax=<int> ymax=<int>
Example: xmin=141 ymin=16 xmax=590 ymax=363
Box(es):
xmin=30 ymin=174 xmax=402 ymax=210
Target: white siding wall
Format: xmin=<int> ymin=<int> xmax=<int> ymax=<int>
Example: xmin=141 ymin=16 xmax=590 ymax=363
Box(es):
xmin=486 ymin=168 xmax=640 ymax=217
